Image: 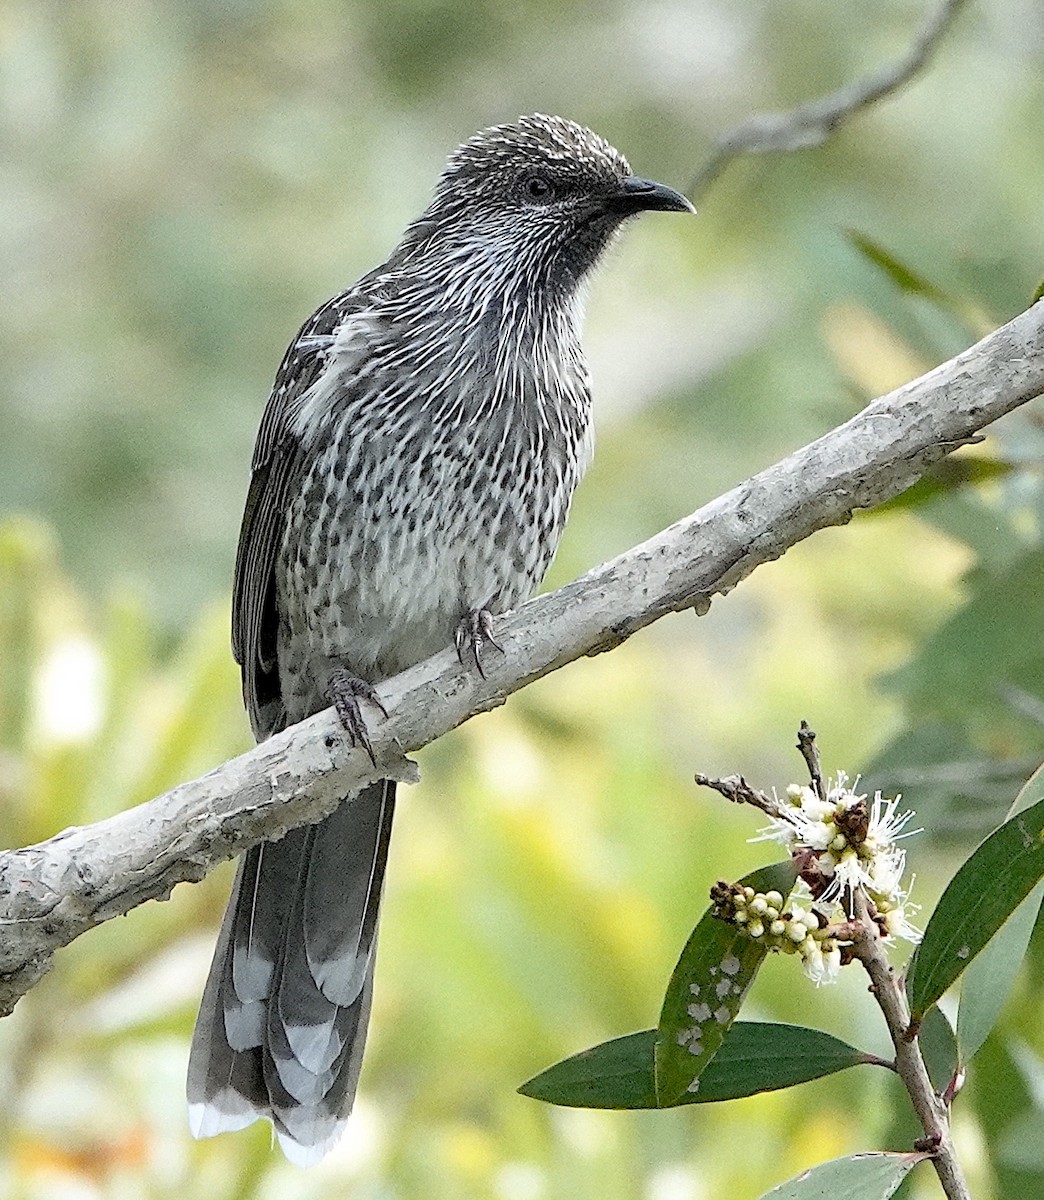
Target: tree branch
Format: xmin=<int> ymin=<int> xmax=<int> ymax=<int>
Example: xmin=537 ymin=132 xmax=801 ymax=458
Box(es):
xmin=689 ymin=0 xmax=969 ymax=200
xmin=2 ymin=300 xmax=1042 ymax=1018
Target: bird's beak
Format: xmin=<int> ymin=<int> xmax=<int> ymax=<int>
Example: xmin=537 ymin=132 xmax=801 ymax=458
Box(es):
xmin=608 ymin=176 xmax=696 ymax=215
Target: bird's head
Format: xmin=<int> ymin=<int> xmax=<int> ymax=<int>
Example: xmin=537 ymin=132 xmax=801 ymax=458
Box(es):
xmin=399 ymin=114 xmax=694 ymax=297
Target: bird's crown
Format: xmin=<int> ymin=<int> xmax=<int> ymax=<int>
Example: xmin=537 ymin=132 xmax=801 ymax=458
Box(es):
xmin=443 ymin=114 xmax=631 ymax=189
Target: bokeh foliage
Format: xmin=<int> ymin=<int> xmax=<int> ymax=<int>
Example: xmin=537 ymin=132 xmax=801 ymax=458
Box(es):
xmin=2 ymin=1 xmax=1044 ymax=1197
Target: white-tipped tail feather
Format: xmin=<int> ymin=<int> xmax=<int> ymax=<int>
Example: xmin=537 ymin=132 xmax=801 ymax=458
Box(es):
xmin=186 ymin=783 xmax=393 ymax=1165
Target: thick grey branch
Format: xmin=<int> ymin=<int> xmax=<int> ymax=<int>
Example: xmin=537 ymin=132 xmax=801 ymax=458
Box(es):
xmin=1 ymin=300 xmax=1042 ymax=1017
xmin=690 ymin=0 xmax=968 ymax=200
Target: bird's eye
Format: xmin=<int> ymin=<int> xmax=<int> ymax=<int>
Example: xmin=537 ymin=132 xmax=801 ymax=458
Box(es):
xmin=521 ymin=173 xmax=556 ymax=204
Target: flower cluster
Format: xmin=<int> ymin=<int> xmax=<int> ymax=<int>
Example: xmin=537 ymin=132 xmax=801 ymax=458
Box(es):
xmin=757 ymin=773 xmax=921 ymax=942
xmin=711 ymin=884 xmax=843 ymax=985
xmin=715 ymin=773 xmax=921 ymax=985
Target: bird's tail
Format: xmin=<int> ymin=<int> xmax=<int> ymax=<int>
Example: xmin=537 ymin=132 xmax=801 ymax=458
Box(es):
xmin=187 ymin=780 xmax=395 ymax=1165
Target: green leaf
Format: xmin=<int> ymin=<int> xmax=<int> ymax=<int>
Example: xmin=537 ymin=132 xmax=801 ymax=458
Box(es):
xmin=1002 ymin=760 xmax=1044 ymax=823
xmin=1032 ymin=275 xmax=1044 ymax=306
xmin=520 ymin=1029 xmax=658 ymax=1109
xmin=916 ymin=1004 xmax=957 ymax=1094
xmin=845 ymin=230 xmax=952 ymax=303
xmin=864 ymin=456 xmax=1013 ymax=517
xmin=973 ymin=1037 xmax=1044 ymax=1195
xmin=757 ymin=1153 xmax=928 ymax=1200
xmin=518 ymin=1022 xmax=876 ymax=1109
xmin=843 ymin=229 xmax=989 ymax=335
xmin=908 ymin=794 xmax=1044 ymax=1020
xmin=955 ymin=762 xmax=1044 ymax=1062
xmin=956 ymin=886 xmax=1044 ymax=1065
xmin=653 ymin=861 xmax=796 ymax=1107
xmin=998 ymin=1106 xmax=1044 ymax=1171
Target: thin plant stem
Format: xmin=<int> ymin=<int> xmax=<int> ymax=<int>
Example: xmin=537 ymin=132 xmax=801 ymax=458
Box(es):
xmin=849 ymin=890 xmax=971 ymax=1200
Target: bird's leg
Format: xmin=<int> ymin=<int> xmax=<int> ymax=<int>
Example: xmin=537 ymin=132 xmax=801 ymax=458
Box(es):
xmin=454 ymin=605 xmax=504 ymax=680
xmin=328 ymin=669 xmax=388 ymax=767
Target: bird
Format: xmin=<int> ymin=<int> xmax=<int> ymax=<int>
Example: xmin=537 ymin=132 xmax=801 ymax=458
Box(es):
xmin=187 ymin=113 xmax=694 ymax=1165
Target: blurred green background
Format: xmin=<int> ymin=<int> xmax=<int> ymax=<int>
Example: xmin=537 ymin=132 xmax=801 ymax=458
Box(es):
xmin=2 ymin=0 xmax=1044 ymax=1197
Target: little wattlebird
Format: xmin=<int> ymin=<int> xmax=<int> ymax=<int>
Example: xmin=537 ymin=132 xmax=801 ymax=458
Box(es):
xmin=187 ymin=113 xmax=693 ymax=1164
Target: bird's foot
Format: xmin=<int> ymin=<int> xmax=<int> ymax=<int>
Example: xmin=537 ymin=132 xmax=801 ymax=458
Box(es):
xmin=454 ymin=606 xmax=504 ymax=679
xmin=328 ymin=669 xmax=388 ymax=768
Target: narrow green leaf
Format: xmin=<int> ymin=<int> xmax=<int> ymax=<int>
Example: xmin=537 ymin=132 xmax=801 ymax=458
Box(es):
xmin=518 ymin=1022 xmax=876 ymax=1109
xmin=956 ymin=883 xmax=1044 ymax=1065
xmin=757 ymin=1153 xmax=928 ymax=1200
xmin=520 ymin=1030 xmax=658 ymax=1109
xmin=843 ymin=228 xmax=992 ymax=335
xmin=1005 ymin=760 xmax=1044 ymax=822
xmin=999 ymin=1107 xmax=1044 ymax=1171
xmin=917 ymin=1004 xmax=957 ymax=1095
xmin=845 ymin=230 xmax=951 ymax=303
xmin=908 ymin=794 xmax=1044 ymax=1019
xmin=971 ymin=1037 xmax=1044 ymax=1196
xmin=654 ymin=861 xmax=796 ymax=1107
xmin=1032 ymin=275 xmax=1044 ymax=306
xmin=865 ymin=456 xmax=1012 ymax=517
xmin=955 ymin=762 xmax=1044 ymax=1062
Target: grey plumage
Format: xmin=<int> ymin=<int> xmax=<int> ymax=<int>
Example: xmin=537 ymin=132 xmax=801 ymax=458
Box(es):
xmin=187 ymin=114 xmax=693 ymax=1164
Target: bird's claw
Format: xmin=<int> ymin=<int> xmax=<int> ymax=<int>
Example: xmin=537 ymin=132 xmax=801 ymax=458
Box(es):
xmin=328 ymin=669 xmax=388 ymax=768
xmin=455 ymin=607 xmax=504 ymax=679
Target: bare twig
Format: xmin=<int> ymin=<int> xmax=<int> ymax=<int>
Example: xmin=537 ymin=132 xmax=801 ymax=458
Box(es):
xmin=796 ymin=720 xmax=827 ymax=802
xmin=1 ymin=301 xmax=1043 ymax=1017
xmin=689 ymin=0 xmax=969 ymax=200
xmin=694 ymin=772 xmax=781 ymax=818
xmin=849 ymin=890 xmax=971 ymax=1200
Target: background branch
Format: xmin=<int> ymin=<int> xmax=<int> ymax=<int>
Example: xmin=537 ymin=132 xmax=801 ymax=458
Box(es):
xmin=689 ymin=0 xmax=969 ymax=200
xmin=1 ymin=299 xmax=1042 ymax=1018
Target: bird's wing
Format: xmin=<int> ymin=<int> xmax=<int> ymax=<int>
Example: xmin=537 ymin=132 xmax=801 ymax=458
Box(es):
xmin=232 ymin=290 xmax=364 ymax=739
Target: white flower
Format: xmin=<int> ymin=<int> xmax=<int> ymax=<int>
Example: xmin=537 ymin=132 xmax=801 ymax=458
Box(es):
xmin=753 ymin=801 xmax=831 ymax=851
xmin=828 ymin=847 xmax=872 ymax=898
xmin=864 ymin=790 xmax=920 ymax=854
xmin=867 ymin=845 xmax=906 ymax=896
xmin=752 ymin=772 xmax=922 ymax=949
xmin=800 ymin=936 xmax=841 ymax=986
xmin=880 ymin=902 xmax=923 ymax=945
xmin=873 ymin=871 xmax=922 ymax=945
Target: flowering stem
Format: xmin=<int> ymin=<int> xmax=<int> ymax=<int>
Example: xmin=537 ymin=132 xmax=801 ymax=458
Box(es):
xmin=849 ymin=891 xmax=971 ymax=1200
